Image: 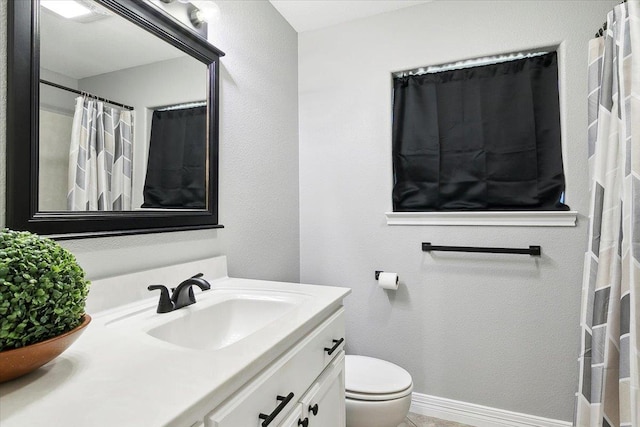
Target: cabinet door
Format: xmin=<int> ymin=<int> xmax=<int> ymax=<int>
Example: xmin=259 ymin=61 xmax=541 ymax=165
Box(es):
xmin=301 ymin=352 xmax=345 ymax=427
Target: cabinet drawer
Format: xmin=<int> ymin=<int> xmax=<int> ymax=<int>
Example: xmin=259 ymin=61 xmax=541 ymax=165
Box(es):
xmin=206 ymin=308 xmax=345 ymax=427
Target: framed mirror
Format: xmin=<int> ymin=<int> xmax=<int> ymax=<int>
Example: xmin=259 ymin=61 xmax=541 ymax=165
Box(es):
xmin=6 ymin=0 xmax=225 ymax=239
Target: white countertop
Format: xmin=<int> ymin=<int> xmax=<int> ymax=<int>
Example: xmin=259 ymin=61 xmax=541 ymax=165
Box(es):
xmin=0 ymin=276 xmax=350 ymax=427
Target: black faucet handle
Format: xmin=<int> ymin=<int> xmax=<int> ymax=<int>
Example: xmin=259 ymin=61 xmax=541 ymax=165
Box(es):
xmin=191 ymin=272 xmax=204 ymax=279
xmin=148 ymin=285 xmax=175 ymax=313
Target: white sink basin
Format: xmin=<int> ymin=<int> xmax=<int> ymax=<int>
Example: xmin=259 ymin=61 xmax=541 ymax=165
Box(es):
xmin=144 ymin=290 xmax=309 ymax=351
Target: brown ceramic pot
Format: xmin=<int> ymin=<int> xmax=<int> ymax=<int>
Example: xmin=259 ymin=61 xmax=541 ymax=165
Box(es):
xmin=0 ymin=314 xmax=92 ymax=383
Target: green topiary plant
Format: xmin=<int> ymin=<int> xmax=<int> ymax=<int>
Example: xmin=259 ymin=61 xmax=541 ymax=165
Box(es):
xmin=0 ymin=229 xmax=90 ymax=352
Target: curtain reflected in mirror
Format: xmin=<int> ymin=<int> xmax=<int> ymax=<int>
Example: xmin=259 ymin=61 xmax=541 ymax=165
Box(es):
xmin=143 ymin=104 xmax=207 ymax=209
xmin=67 ymin=97 xmax=134 ymax=211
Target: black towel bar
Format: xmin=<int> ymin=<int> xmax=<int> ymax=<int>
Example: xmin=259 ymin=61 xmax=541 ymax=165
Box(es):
xmin=422 ymin=242 xmax=541 ymax=256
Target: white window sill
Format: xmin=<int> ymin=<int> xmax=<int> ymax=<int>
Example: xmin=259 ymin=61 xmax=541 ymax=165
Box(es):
xmin=385 ymin=211 xmax=578 ymax=227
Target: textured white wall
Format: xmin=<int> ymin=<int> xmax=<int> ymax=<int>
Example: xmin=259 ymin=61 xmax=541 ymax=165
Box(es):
xmin=298 ymin=0 xmax=616 ymax=421
xmin=38 ymin=110 xmax=72 ymax=210
xmin=1 ymin=1 xmax=299 ymax=288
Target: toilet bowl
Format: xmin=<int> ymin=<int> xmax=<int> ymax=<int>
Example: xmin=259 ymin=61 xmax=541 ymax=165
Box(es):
xmin=345 ymin=355 xmax=413 ymax=427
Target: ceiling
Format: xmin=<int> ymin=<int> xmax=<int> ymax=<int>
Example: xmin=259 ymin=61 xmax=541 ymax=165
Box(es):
xmin=269 ymin=0 xmax=433 ymax=33
xmin=41 ymin=0 xmax=434 ymax=79
xmin=40 ymin=5 xmax=188 ymax=80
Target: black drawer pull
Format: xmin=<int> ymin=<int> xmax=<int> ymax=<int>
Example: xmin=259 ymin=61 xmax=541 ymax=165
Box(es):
xmin=258 ymin=392 xmax=294 ymax=427
xmin=309 ymin=403 xmax=319 ymax=416
xmin=298 ymin=418 xmax=309 ymax=427
xmin=324 ymin=338 xmax=344 ymax=355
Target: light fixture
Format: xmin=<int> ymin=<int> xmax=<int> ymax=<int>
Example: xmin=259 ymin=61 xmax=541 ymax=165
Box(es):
xmin=189 ymin=1 xmax=220 ymax=25
xmin=188 ymin=4 xmax=208 ymax=28
xmin=153 ymin=0 xmax=217 ymax=32
xmin=40 ymin=0 xmax=92 ymax=19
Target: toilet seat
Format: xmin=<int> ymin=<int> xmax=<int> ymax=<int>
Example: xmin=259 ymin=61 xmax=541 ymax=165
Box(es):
xmin=345 ymin=355 xmax=413 ymax=401
xmin=345 ymin=386 xmax=413 ymax=401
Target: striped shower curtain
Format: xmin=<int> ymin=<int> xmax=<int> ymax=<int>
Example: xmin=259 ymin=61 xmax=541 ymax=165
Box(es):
xmin=67 ymin=96 xmax=134 ymax=211
xmin=575 ymin=1 xmax=640 ymax=426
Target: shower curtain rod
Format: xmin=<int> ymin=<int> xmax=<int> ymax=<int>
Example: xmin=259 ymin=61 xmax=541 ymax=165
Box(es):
xmin=595 ymin=0 xmax=627 ymax=38
xmin=40 ymin=79 xmax=134 ymax=110
xmin=393 ymin=50 xmax=550 ymax=78
xmin=156 ymin=101 xmax=207 ymax=111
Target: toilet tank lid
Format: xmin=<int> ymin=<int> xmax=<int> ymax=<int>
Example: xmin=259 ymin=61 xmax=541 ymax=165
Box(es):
xmin=345 ymin=355 xmax=412 ymax=394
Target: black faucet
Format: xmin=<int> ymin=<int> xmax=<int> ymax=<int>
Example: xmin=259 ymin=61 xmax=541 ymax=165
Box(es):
xmin=148 ymin=273 xmax=211 ymax=313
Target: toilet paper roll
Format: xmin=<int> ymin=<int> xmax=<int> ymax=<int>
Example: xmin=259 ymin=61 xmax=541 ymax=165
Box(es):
xmin=378 ymin=272 xmax=399 ymax=290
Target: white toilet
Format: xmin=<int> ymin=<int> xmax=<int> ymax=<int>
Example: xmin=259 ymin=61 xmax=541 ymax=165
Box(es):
xmin=345 ymin=355 xmax=414 ymax=427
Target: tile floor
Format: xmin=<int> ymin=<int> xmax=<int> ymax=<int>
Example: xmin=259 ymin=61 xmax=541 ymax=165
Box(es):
xmin=398 ymin=412 xmax=474 ymax=427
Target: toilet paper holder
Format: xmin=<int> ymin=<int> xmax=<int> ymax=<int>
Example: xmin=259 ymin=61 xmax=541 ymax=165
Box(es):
xmin=375 ymin=271 xmax=399 ymax=290
xmin=375 ymin=271 xmax=399 ymax=280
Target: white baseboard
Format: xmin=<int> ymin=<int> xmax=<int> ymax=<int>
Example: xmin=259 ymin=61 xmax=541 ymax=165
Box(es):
xmin=410 ymin=392 xmax=572 ymax=427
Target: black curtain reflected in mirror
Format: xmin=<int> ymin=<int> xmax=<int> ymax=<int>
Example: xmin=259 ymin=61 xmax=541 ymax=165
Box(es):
xmin=392 ymin=52 xmax=569 ymax=212
xmin=143 ymin=106 xmax=207 ymax=208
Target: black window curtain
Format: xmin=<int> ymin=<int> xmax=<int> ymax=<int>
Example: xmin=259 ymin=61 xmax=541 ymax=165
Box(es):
xmin=392 ymin=52 xmax=569 ymax=211
xmin=142 ymin=106 xmax=207 ymax=208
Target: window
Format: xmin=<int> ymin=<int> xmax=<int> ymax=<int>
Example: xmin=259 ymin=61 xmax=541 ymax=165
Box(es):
xmin=392 ymin=51 xmax=569 ymax=212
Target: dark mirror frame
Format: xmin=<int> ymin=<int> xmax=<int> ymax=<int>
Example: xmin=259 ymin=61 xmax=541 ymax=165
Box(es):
xmin=6 ymin=0 xmax=225 ymax=239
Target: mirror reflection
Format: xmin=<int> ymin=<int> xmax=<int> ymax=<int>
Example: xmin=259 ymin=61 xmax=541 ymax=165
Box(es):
xmin=38 ymin=0 xmax=208 ymax=212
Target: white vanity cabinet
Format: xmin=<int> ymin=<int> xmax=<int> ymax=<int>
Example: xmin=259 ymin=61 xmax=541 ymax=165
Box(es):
xmin=296 ymin=352 xmax=345 ymax=427
xmin=206 ymin=308 xmax=346 ymax=427
xmin=0 ymin=261 xmax=352 ymax=427
xmin=275 ymin=353 xmax=345 ymax=427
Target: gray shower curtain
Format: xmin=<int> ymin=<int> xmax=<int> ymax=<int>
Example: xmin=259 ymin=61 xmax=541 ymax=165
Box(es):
xmin=575 ymin=1 xmax=640 ymax=425
xmin=67 ymin=96 xmax=134 ymax=211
